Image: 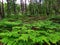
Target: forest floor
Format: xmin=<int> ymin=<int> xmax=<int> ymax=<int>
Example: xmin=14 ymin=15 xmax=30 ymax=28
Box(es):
xmin=0 ymin=15 xmax=60 ymax=45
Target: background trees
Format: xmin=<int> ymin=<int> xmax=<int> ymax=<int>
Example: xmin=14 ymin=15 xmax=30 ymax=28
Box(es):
xmin=0 ymin=0 xmax=60 ymax=18
xmin=6 ymin=0 xmax=16 ymax=14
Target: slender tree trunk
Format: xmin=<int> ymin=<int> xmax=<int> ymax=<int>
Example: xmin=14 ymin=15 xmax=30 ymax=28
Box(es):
xmin=0 ymin=1 xmax=2 ymax=19
xmin=13 ymin=0 xmax=16 ymax=14
xmin=20 ymin=0 xmax=24 ymax=13
xmin=25 ymin=0 xmax=27 ymax=13
xmin=1 ymin=0 xmax=5 ymax=18
xmin=7 ymin=0 xmax=11 ymax=15
xmin=38 ymin=0 xmax=41 ymax=15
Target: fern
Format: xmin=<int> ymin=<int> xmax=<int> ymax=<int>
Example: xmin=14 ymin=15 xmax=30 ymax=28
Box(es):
xmin=0 ymin=20 xmax=60 ymax=45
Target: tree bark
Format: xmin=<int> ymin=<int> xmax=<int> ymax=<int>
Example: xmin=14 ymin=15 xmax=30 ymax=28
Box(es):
xmin=13 ymin=0 xmax=16 ymax=14
xmin=1 ymin=0 xmax=5 ymax=18
xmin=0 ymin=1 xmax=2 ymax=19
xmin=20 ymin=0 xmax=24 ymax=13
xmin=6 ymin=0 xmax=11 ymax=15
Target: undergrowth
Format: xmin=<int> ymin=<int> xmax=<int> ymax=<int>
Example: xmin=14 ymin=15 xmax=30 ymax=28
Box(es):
xmin=0 ymin=19 xmax=60 ymax=45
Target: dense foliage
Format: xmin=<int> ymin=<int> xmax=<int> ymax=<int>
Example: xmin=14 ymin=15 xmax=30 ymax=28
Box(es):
xmin=0 ymin=18 xmax=60 ymax=45
xmin=0 ymin=0 xmax=60 ymax=45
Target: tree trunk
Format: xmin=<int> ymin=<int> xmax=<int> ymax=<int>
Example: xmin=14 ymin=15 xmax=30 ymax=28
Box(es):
xmin=13 ymin=0 xmax=16 ymax=14
xmin=24 ymin=0 xmax=27 ymax=13
xmin=0 ymin=1 xmax=2 ymax=19
xmin=20 ymin=0 xmax=24 ymax=13
xmin=1 ymin=0 xmax=5 ymax=18
xmin=7 ymin=0 xmax=11 ymax=15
